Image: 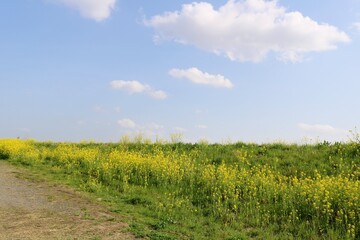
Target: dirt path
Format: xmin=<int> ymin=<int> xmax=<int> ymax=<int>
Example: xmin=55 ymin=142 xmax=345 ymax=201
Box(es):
xmin=0 ymin=160 xmax=136 ymax=240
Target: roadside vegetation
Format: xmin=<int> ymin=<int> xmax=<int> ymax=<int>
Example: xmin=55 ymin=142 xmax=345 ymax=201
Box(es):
xmin=0 ymin=137 xmax=359 ymax=239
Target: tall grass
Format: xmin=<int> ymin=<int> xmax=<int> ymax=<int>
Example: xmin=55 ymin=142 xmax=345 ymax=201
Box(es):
xmin=0 ymin=138 xmax=359 ymax=239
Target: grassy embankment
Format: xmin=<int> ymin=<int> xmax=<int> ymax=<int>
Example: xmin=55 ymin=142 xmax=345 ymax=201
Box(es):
xmin=0 ymin=138 xmax=359 ymax=239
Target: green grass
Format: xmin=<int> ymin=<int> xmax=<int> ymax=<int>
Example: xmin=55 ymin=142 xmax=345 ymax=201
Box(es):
xmin=1 ymin=139 xmax=359 ymax=239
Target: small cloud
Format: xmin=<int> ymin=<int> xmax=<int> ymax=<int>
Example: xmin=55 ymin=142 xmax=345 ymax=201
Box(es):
xmin=195 ymin=109 xmax=203 ymax=114
xmin=118 ymin=119 xmax=136 ymax=129
xmin=173 ymin=127 xmax=188 ymax=132
xmin=118 ymin=120 xmax=164 ymax=133
xmin=140 ymin=123 xmax=165 ymax=139
xmin=169 ymin=67 xmax=233 ymax=89
xmin=51 ymin=0 xmax=117 ymax=21
xmin=110 ymin=80 xmax=147 ymax=93
xmin=195 ymin=109 xmax=209 ymax=115
xmin=197 ymin=125 xmax=208 ymax=129
xmin=298 ymin=123 xmax=348 ymax=141
xmin=352 ymin=22 xmax=360 ymax=31
xmin=114 ymin=107 xmax=121 ymax=113
xmin=148 ymin=123 xmax=164 ymax=130
xmin=18 ymin=128 xmax=31 ymax=133
xmin=93 ymin=105 xmax=106 ymax=113
xmin=298 ymin=123 xmax=347 ymax=135
xmin=118 ymin=121 xmax=166 ymax=142
xmin=148 ymin=90 xmax=168 ymax=99
xmin=146 ymin=0 xmax=350 ymax=63
xmin=110 ymin=80 xmax=167 ymax=100
xmin=76 ymin=120 xmax=85 ymax=126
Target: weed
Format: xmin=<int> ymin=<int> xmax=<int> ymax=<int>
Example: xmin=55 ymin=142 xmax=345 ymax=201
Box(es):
xmin=1 ymin=138 xmax=359 ymax=239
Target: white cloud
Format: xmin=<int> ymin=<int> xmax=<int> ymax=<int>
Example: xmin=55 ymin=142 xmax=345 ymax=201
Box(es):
xmin=146 ymin=0 xmax=350 ymax=62
xmin=118 ymin=119 xmax=164 ymax=131
xmin=18 ymin=128 xmax=31 ymax=133
xmin=93 ymin=105 xmax=106 ymax=113
xmin=118 ymin=119 xmax=136 ymax=129
xmin=76 ymin=120 xmax=85 ymax=126
xmin=110 ymin=80 xmax=147 ymax=93
xmin=197 ymin=124 xmax=208 ymax=129
xmin=352 ymin=22 xmax=360 ymax=31
xmin=169 ymin=67 xmax=233 ymax=88
xmin=139 ymin=123 xmax=165 ymax=139
xmin=298 ymin=123 xmax=346 ymax=135
xmin=148 ymin=90 xmax=168 ymax=100
xmin=51 ymin=0 xmax=116 ymax=21
xmin=114 ymin=107 xmax=121 ymax=113
xmin=148 ymin=123 xmax=164 ymax=131
xmin=195 ymin=109 xmax=203 ymax=114
xmin=110 ymin=80 xmax=167 ymax=100
xmin=118 ymin=120 xmax=165 ymax=141
xmin=173 ymin=127 xmax=188 ymax=132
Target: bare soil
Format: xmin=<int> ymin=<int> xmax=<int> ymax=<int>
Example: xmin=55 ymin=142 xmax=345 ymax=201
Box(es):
xmin=0 ymin=160 xmax=136 ymax=240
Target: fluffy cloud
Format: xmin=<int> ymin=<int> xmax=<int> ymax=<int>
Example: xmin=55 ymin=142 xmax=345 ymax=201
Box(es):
xmin=169 ymin=67 xmax=233 ymax=88
xmin=110 ymin=80 xmax=167 ymax=100
xmin=146 ymin=0 xmax=350 ymax=62
xmin=51 ymin=0 xmax=116 ymax=21
xmin=118 ymin=119 xmax=136 ymax=128
xmin=148 ymin=90 xmax=168 ymax=100
xmin=298 ymin=123 xmax=346 ymax=135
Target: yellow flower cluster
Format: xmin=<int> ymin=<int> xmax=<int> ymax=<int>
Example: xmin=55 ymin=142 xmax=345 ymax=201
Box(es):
xmin=0 ymin=139 xmax=39 ymax=163
xmin=1 ymin=139 xmax=359 ymax=239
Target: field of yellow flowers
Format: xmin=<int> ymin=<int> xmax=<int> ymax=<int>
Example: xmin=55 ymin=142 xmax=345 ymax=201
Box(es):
xmin=0 ymin=138 xmax=359 ymax=239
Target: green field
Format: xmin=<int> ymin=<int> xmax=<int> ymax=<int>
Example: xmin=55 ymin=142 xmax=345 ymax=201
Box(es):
xmin=0 ymin=138 xmax=359 ymax=239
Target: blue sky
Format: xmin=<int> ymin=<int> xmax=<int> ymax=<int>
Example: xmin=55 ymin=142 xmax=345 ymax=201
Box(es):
xmin=1 ymin=0 xmax=360 ymax=143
